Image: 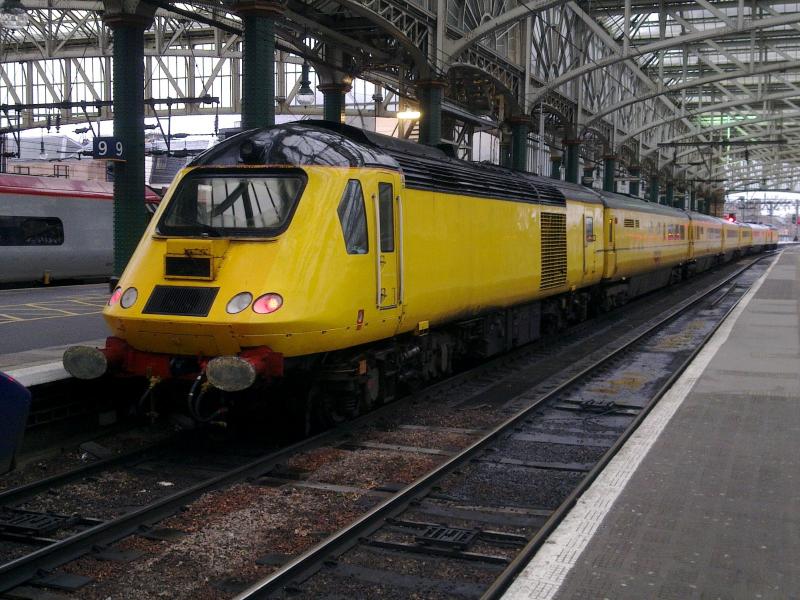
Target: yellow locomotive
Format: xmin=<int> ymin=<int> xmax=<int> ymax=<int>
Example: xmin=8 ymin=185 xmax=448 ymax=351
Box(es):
xmin=63 ymin=121 xmax=777 ymax=422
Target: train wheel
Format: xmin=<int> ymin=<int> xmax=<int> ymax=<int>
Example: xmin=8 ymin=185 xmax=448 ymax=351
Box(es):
xmin=308 ymin=383 xmax=347 ymax=430
xmin=361 ymin=366 xmax=380 ymax=413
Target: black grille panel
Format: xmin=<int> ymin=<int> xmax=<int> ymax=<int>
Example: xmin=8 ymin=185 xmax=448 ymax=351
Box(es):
xmin=143 ymin=285 xmax=219 ymax=317
xmin=391 ymin=153 xmax=566 ymax=207
xmin=165 ymin=256 xmax=212 ymax=278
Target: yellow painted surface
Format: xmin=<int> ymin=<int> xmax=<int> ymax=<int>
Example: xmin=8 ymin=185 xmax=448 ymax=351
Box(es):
xmin=602 ymin=208 xmax=690 ymax=280
xmin=105 ymin=163 xmax=745 ymax=361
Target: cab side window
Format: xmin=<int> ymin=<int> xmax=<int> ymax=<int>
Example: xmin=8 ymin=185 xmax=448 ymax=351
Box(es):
xmin=378 ymin=182 xmax=395 ymax=252
xmin=337 ymin=180 xmax=368 ymax=254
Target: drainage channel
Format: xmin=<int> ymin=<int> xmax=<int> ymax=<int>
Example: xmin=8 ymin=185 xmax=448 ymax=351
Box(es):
xmin=234 ymin=256 xmax=771 ymax=600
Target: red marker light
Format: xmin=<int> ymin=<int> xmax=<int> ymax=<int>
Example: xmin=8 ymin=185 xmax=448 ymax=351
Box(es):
xmin=252 ymin=293 xmax=283 ymax=314
xmin=108 ymin=286 xmax=122 ymax=306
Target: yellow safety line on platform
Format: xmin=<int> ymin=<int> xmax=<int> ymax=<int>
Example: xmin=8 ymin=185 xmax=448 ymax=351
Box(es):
xmin=0 ymin=311 xmax=103 ymax=325
xmin=25 ymin=303 xmax=81 ymax=316
xmin=0 ymin=295 xmax=107 ymax=323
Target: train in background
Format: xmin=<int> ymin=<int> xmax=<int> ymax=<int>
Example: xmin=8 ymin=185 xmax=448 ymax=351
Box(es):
xmin=62 ymin=121 xmax=779 ymax=426
xmin=0 ymin=174 xmax=161 ymax=284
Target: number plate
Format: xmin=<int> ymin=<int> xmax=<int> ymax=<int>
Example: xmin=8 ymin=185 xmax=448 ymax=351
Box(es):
xmin=92 ymin=136 xmax=126 ymax=160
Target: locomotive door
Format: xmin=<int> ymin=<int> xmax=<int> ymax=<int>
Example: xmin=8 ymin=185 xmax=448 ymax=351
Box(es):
xmin=375 ymin=181 xmax=400 ymax=309
xmin=583 ymin=212 xmax=597 ymax=275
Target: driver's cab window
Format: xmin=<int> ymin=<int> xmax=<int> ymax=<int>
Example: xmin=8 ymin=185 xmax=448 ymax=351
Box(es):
xmin=337 ymin=180 xmax=369 ymax=254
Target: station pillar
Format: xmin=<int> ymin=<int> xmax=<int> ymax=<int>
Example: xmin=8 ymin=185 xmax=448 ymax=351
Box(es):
xmin=237 ymin=0 xmax=282 ymax=129
xmin=649 ymin=175 xmax=660 ymax=203
xmin=417 ymin=79 xmax=446 ymax=146
xmin=690 ymin=188 xmax=697 ymax=212
xmin=666 ymin=180 xmax=675 ymax=207
xmin=603 ymin=154 xmax=616 ymax=193
xmin=509 ymin=115 xmax=532 ymax=171
xmin=550 ymin=149 xmax=562 ymax=180
xmin=628 ymin=165 xmax=641 ymax=197
xmin=499 ymin=139 xmax=511 ymax=168
xmin=564 ymin=139 xmax=580 ymax=184
xmin=318 ymin=83 xmax=350 ymax=123
xmin=582 ymin=165 xmax=595 ymax=188
xmin=103 ymin=7 xmax=153 ymax=278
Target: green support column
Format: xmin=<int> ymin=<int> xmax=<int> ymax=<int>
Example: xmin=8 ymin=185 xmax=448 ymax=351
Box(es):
xmin=582 ymin=166 xmax=595 ymax=188
xmin=690 ymin=189 xmax=697 ymax=212
xmin=499 ymin=141 xmax=511 ymax=168
xmin=509 ymin=116 xmax=532 ymax=171
xmin=649 ymin=176 xmax=659 ymax=203
xmin=628 ymin=165 xmax=641 ymax=197
xmin=666 ymin=181 xmax=675 ymax=207
xmin=550 ymin=151 xmax=562 ymax=180
xmin=238 ymin=1 xmax=281 ymax=129
xmin=318 ymin=83 xmax=350 ymax=123
xmin=417 ymin=80 xmax=446 ymax=146
xmin=105 ymin=12 xmax=151 ymax=278
xmin=603 ymin=155 xmax=616 ymax=192
xmin=564 ymin=139 xmax=579 ymax=184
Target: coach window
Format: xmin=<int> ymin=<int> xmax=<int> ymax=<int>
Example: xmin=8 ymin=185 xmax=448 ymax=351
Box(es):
xmin=378 ymin=182 xmax=394 ymax=252
xmin=585 ymin=216 xmax=594 ymax=242
xmin=337 ymin=180 xmax=368 ymax=254
xmin=0 ymin=216 xmax=64 ymax=246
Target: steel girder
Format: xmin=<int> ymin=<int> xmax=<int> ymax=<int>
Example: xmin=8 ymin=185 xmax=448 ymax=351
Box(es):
xmin=4 ymin=1 xmax=800 ymax=189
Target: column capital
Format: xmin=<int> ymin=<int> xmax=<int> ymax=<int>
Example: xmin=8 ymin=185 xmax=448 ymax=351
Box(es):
xmin=233 ymin=0 xmax=285 ymax=17
xmin=627 ymin=164 xmax=641 ymax=174
xmin=563 ymin=138 xmax=580 ymax=146
xmin=507 ymin=114 xmax=534 ymax=127
xmin=102 ymin=1 xmax=154 ymax=29
xmin=415 ymin=78 xmax=447 ymax=90
xmin=317 ymin=82 xmax=352 ymax=94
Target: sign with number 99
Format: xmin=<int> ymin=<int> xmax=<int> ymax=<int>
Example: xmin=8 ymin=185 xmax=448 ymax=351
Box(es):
xmin=92 ymin=137 xmax=126 ymax=160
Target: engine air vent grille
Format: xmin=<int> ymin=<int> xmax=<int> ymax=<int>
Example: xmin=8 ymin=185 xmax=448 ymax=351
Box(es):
xmin=142 ymin=285 xmax=219 ymax=317
xmin=540 ymin=212 xmax=567 ymax=290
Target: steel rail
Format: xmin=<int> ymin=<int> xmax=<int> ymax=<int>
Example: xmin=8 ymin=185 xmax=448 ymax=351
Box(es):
xmin=0 ymin=301 xmax=575 ymax=592
xmin=234 ymin=251 xmax=778 ymax=600
xmin=480 ymin=255 xmax=773 ymax=599
xmin=0 ymin=439 xmax=177 ymax=506
xmin=0 ymin=425 xmax=344 ymax=592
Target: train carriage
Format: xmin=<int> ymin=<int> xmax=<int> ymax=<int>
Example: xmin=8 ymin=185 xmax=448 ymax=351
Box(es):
xmin=721 ymin=219 xmax=742 ymax=261
xmin=687 ymin=211 xmax=724 ymax=272
xmin=748 ymin=223 xmax=771 ymax=252
xmin=0 ymin=174 xmax=160 ymax=283
xmin=598 ymin=194 xmax=690 ymax=299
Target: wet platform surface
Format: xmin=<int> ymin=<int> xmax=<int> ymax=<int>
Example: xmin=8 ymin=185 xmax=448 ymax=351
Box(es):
xmin=0 ymin=284 xmax=107 ymax=384
xmin=504 ymin=246 xmax=800 ymax=600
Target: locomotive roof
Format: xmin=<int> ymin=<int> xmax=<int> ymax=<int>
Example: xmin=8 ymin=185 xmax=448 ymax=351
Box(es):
xmin=598 ymin=191 xmax=691 ymax=218
xmin=685 ymin=210 xmax=723 ymax=225
xmin=190 ymin=121 xmax=572 ymax=207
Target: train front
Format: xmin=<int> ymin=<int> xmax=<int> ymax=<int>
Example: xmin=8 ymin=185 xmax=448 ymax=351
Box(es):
xmin=62 ymin=123 xmax=382 ymax=410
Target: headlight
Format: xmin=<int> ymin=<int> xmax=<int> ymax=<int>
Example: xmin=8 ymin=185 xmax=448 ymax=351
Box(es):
xmin=252 ymin=293 xmax=283 ymax=314
xmin=120 ymin=287 xmax=138 ymax=308
xmin=226 ymin=291 xmax=253 ymax=314
xmin=108 ymin=286 xmax=122 ymax=306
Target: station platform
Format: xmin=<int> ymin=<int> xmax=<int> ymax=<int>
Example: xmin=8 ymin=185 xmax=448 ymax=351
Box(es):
xmin=504 ymin=245 xmax=800 ymax=600
xmin=0 ymin=284 xmax=108 ymax=386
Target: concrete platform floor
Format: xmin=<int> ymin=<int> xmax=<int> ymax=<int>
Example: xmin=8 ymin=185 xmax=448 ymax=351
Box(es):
xmin=504 ymin=246 xmax=800 ymax=600
xmin=0 ymin=283 xmax=108 ymax=385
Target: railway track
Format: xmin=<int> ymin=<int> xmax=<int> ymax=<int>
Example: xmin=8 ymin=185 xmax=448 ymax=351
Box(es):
xmin=234 ymin=254 xmax=773 ymax=600
xmin=0 ymin=253 xmax=776 ymax=598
